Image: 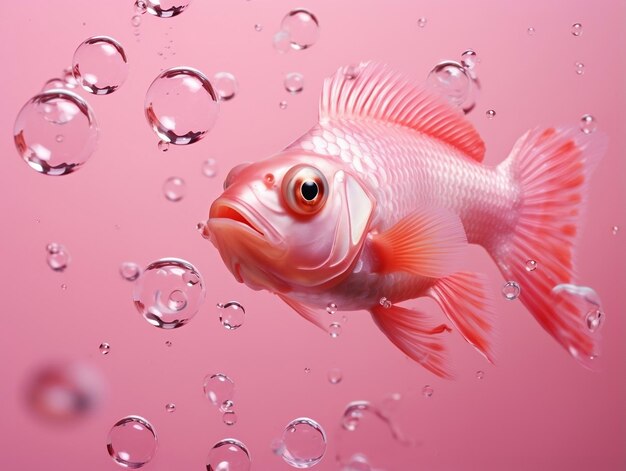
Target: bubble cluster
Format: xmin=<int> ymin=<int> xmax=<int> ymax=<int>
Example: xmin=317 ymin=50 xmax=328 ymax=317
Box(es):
xmin=502 ymin=281 xmax=520 ymax=300
xmin=217 ymin=301 xmax=246 ymax=330
xmin=14 ymin=90 xmax=98 ymax=175
xmin=72 ymin=36 xmax=128 ymax=95
xmin=206 ymin=439 xmax=251 ymax=471
xmin=107 ymin=416 xmax=157 ymax=468
xmin=213 ymin=72 xmax=239 ymax=101
xmin=204 ymin=373 xmax=235 ymax=411
xmin=277 ymin=417 xmax=327 ymax=468
xmin=132 ymin=258 xmax=205 ymax=329
xmin=281 ymin=9 xmax=319 ymax=50
xmin=145 ymin=0 xmax=191 ymax=18
xmin=46 ymin=243 xmax=70 ymax=272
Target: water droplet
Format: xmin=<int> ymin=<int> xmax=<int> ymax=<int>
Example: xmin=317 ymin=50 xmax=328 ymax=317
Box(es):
xmin=284 ymin=72 xmax=304 ymax=94
xmin=328 ymin=368 xmax=342 ymax=384
xmin=163 ymin=176 xmax=186 ymax=202
xmin=279 ymin=417 xmax=327 ymax=468
xmin=426 ymin=61 xmax=478 ymax=112
xmin=585 ymin=309 xmax=604 ymax=333
xmin=134 ymin=0 xmax=147 ymax=14
xmin=206 ymin=439 xmax=251 ymax=471
xmin=571 ymin=22 xmax=583 ymax=37
xmin=217 ymin=301 xmax=246 ymax=330
xmin=203 ymin=373 xmax=235 ymax=411
xmin=165 ymin=403 xmax=176 ymax=413
xmin=575 ymin=62 xmax=585 ymax=76
xmin=157 ymin=140 xmax=169 ymax=152
xmin=254 ymin=23 xmax=263 ymax=32
xmin=460 ymin=49 xmax=478 ymax=70
xmin=422 ymin=385 xmax=434 ymax=397
xmin=281 ymin=9 xmax=319 ymax=50
xmin=329 ymin=322 xmax=341 ymax=338
xmin=611 ymin=225 xmax=619 ymax=235
xmin=145 ymin=67 xmax=219 ymax=145
xmin=131 ymin=14 xmax=142 ymax=27
xmin=120 ymin=262 xmax=141 ymax=281
xmin=165 ymin=340 xmax=172 ymax=347
xmin=580 ymin=114 xmax=596 ymax=134
xmin=24 ymin=361 xmax=104 ymax=422
xmin=72 ymin=36 xmax=128 ymax=95
xmin=273 ymin=30 xmax=291 ymax=53
xmin=525 ymin=259 xmax=537 ymax=272
xmin=145 ymin=0 xmax=190 ymax=18
xmin=99 ymin=342 xmax=110 ymax=355
xmin=223 ymin=410 xmax=238 ymax=426
xmin=326 ymin=302 xmax=337 ymax=314
xmin=502 ymin=281 xmax=520 ymax=300
xmin=417 ymin=17 xmax=427 ymax=28
xmin=133 ymin=258 xmax=205 ymax=329
xmin=107 ymin=416 xmax=157 ymax=468
xmin=486 ymin=109 xmax=496 ymax=119
xmin=476 ymin=370 xmax=484 ymax=380
xmin=213 ymin=72 xmax=239 ymax=102
xmin=379 ymin=297 xmax=392 ymax=309
xmin=527 ymin=26 xmax=536 ymax=35
xmin=279 ymin=100 xmax=288 ymax=109
xmin=14 ymin=90 xmax=98 ymax=176
xmin=202 ymin=158 xmax=217 ymax=177
xmin=46 ymin=243 xmax=70 ymax=271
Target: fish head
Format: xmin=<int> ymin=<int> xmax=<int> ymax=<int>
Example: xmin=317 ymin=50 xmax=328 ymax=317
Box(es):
xmin=206 ymin=150 xmax=375 ymax=294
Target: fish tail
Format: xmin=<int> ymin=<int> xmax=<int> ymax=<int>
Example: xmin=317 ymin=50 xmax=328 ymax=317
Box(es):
xmin=493 ymin=126 xmax=607 ymax=364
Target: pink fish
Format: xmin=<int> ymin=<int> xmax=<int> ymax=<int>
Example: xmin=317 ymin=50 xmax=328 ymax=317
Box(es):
xmin=205 ymin=62 xmax=605 ymax=377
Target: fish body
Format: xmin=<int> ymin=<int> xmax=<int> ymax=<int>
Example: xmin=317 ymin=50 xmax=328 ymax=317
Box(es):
xmin=206 ymin=62 xmax=605 ymax=377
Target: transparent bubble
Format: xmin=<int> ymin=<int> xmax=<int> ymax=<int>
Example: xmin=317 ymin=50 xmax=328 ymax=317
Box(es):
xmin=575 ymin=62 xmax=585 ymax=76
xmin=612 ymin=225 xmax=619 ymax=235
xmin=165 ymin=403 xmax=176 ymax=413
xmin=99 ymin=342 xmax=111 ymax=355
xmin=72 ymin=36 xmax=128 ymax=95
xmin=417 ymin=17 xmax=427 ymax=28
xmin=328 ymin=368 xmax=342 ymax=384
xmin=342 ymin=454 xmax=373 ymax=471
xmin=61 ymin=283 xmax=68 ymax=290
xmin=107 ymin=416 xmax=157 ymax=469
xmin=280 ymin=9 xmax=320 ymax=50
xmin=304 ymin=367 xmax=311 ymax=374
xmin=14 ymin=90 xmax=98 ymax=176
xmin=46 ymin=243 xmax=70 ymax=272
xmin=585 ymin=309 xmax=604 ymax=333
xmin=476 ymin=370 xmax=484 ymax=380
xmin=42 ymin=78 xmax=67 ymax=92
xmin=203 ymin=373 xmax=235 ymax=411
xmin=273 ymin=30 xmax=291 ymax=53
xmin=223 ymin=410 xmax=238 ymax=426
xmin=165 ymin=340 xmax=172 ymax=347
xmin=422 ymin=385 xmax=434 ymax=397
xmin=217 ymin=301 xmax=245 ymax=330
xmin=254 ymin=24 xmax=263 ymax=32
xmin=486 ymin=109 xmax=496 ymax=119
xmin=202 ymin=158 xmax=217 ymax=177
xmin=284 ymin=72 xmax=304 ymax=94
xmin=145 ymin=0 xmax=191 ymax=18
xmin=341 ymin=401 xmax=370 ymax=432
xmin=134 ymin=0 xmax=147 ymax=14
xmin=120 ymin=262 xmax=141 ymax=281
xmin=131 ymin=14 xmax=142 ymax=27
xmin=24 ymin=361 xmax=104 ymax=423
xmin=344 ymin=64 xmax=361 ymax=80
xmin=525 ymin=260 xmax=537 ymax=272
xmin=426 ymin=61 xmax=477 ymax=113
xmin=158 ymin=140 xmax=169 ymax=152
xmin=279 ymin=417 xmax=327 ymax=468
xmin=279 ymin=101 xmax=288 ymax=110
xmin=502 ymin=281 xmax=520 ymax=300
xmin=326 ymin=302 xmax=337 ymax=315
xmin=379 ymin=297 xmax=392 ymax=309
xmin=527 ymin=26 xmax=536 ymax=35
xmin=62 ymin=67 xmax=79 ymax=89
xmin=163 ymin=176 xmax=186 ymax=202
xmin=329 ymin=322 xmax=341 ymax=338
xmin=580 ymin=114 xmax=596 ymax=134
xmin=571 ymin=23 xmax=583 ymax=37
xmin=461 ymin=49 xmax=478 ymax=70
xmin=206 ymin=438 xmax=251 ymax=471
xmin=144 ymin=67 xmax=219 ymax=145
xmin=133 ymin=258 xmax=205 ymax=329
xmin=213 ymin=72 xmax=238 ymax=102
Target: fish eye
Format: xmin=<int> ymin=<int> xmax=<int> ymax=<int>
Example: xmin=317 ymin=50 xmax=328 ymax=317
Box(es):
xmin=282 ymin=165 xmax=328 ymax=215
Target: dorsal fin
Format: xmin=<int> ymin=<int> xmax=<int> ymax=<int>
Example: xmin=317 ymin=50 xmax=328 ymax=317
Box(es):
xmin=319 ymin=61 xmax=486 ymax=162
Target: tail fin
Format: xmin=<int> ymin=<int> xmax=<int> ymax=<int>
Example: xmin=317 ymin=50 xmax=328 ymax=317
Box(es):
xmin=493 ymin=127 xmax=606 ymax=364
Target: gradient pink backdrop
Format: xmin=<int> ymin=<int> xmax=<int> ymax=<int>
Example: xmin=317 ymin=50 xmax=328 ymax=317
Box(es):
xmin=1 ymin=1 xmax=624 ymax=469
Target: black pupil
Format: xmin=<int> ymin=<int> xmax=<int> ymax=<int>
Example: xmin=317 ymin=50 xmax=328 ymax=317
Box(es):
xmin=301 ymin=180 xmax=319 ymax=201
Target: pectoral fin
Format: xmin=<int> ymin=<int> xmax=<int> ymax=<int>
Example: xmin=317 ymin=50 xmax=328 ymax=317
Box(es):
xmin=277 ymin=293 xmax=329 ymax=333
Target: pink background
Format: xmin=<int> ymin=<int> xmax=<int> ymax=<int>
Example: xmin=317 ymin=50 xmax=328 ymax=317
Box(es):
xmin=1 ymin=0 xmax=625 ymax=469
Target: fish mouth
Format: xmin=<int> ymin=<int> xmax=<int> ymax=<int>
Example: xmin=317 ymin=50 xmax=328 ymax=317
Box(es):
xmin=210 ymin=203 xmax=265 ymax=237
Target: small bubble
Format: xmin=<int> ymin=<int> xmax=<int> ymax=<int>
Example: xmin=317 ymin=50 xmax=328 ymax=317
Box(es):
xmin=254 ymin=23 xmax=263 ymax=32
xmin=585 ymin=309 xmax=604 ymax=333
xmin=575 ymin=62 xmax=585 ymax=76
xmin=145 ymin=0 xmax=190 ymax=18
xmin=344 ymin=64 xmax=360 ymax=80
xmin=612 ymin=225 xmax=619 ymax=235
xmin=304 ymin=367 xmax=311 ymax=374
xmin=580 ymin=114 xmax=596 ymax=134
xmin=273 ymin=30 xmax=291 ymax=53
xmin=165 ymin=340 xmax=172 ymax=347
xmin=217 ymin=301 xmax=246 ymax=330
xmin=206 ymin=439 xmax=251 ymax=471
xmin=284 ymin=72 xmax=304 ymax=94
xmin=571 ymin=23 xmax=583 ymax=37
xmin=107 ymin=416 xmax=157 ymax=468
xmin=279 ymin=100 xmax=288 ymax=110
xmin=329 ymin=322 xmax=341 ymax=338
xmin=422 ymin=385 xmax=434 ymax=397
xmin=55 ymin=134 xmax=64 ymax=143
xmin=213 ymin=72 xmax=238 ymax=101
xmin=525 ymin=260 xmax=537 ymax=272
xmin=476 ymin=370 xmax=484 ymax=380
xmin=460 ymin=49 xmax=478 ymax=70
xmin=61 ymin=283 xmax=67 ymax=290
xmin=379 ymin=297 xmax=392 ymax=309
xmin=203 ymin=373 xmax=235 ymax=410
xmin=486 ymin=109 xmax=496 ymax=119
xmin=46 ymin=243 xmax=70 ymax=272
xmin=158 ymin=140 xmax=169 ymax=152
xmin=281 ymin=9 xmax=319 ymax=50
xmin=502 ymin=281 xmax=521 ymax=300
xmin=167 ymin=289 xmax=188 ymax=311
xmin=223 ymin=410 xmax=238 ymax=426
xmin=326 ymin=302 xmax=337 ymax=314
xmin=131 ymin=14 xmax=142 ymax=27
xmin=165 ymin=403 xmax=176 ymax=413
xmin=202 ymin=158 xmax=217 ymax=177
xmin=134 ymin=0 xmax=147 ymax=14
xmin=527 ymin=26 xmax=536 ymax=35
xmin=328 ymin=368 xmax=342 ymax=384
xmin=417 ymin=17 xmax=427 ymax=28
xmin=279 ymin=417 xmax=327 ymax=468
xmin=99 ymin=342 xmax=110 ymax=355
xmin=163 ymin=177 xmax=186 ymax=202
xmin=120 ymin=262 xmax=141 ymax=281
